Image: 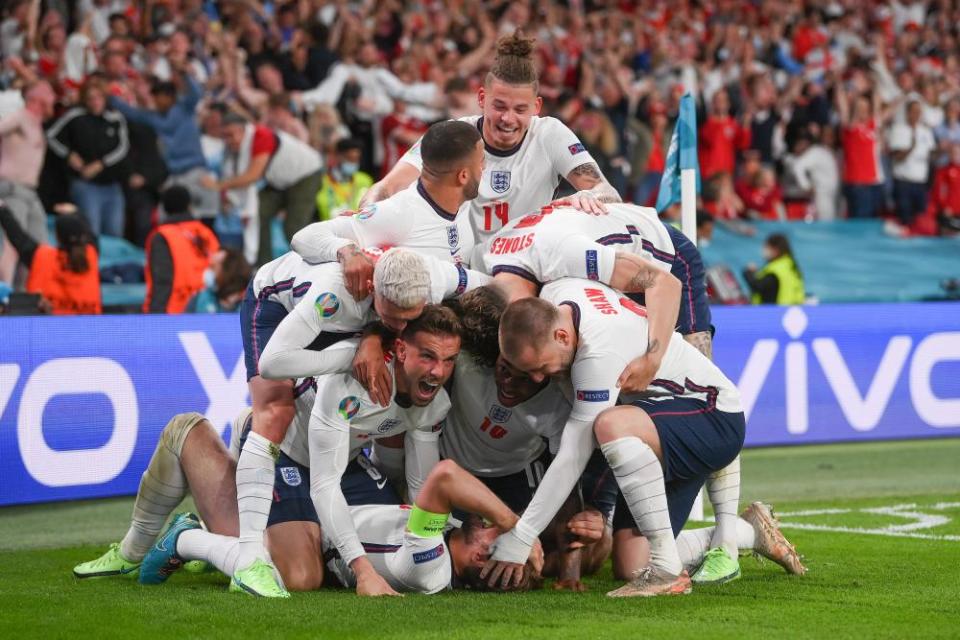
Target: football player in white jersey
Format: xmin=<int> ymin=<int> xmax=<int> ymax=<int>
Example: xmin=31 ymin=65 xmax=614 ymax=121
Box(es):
xmin=304 ymin=305 xmax=463 ymax=597
xmin=235 ymin=248 xmax=438 ymax=595
xmin=359 ymin=33 xmax=621 ymax=267
xmin=485 ymin=282 xmax=747 ymax=596
xmin=290 ymin=120 xmax=484 ymax=299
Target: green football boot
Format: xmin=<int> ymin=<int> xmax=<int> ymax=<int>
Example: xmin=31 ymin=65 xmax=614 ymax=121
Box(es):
xmin=691 ymin=547 xmax=741 ymax=584
xmin=230 ymin=559 xmax=290 ymax=598
xmin=73 ymin=543 xmax=140 ymax=579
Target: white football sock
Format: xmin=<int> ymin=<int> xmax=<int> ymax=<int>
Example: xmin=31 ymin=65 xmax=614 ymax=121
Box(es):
xmin=236 ymin=431 xmax=277 ymax=570
xmin=601 ymin=437 xmax=682 ymax=575
xmin=177 ymin=529 xmax=241 ymax=576
xmin=119 ymin=413 xmax=204 ymax=562
xmin=706 ymin=456 xmax=741 ymax=560
xmin=677 ymin=518 xmax=757 ymax=570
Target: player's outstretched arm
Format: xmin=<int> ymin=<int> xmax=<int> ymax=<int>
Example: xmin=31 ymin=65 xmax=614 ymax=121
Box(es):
xmin=610 ymin=253 xmax=681 ymax=393
xmin=290 ymin=216 xmax=360 ymax=265
xmin=414 ymin=460 xmax=519 ymax=535
xmin=257 ymin=302 xmax=357 ymax=380
xmin=308 ymin=411 xmax=400 ymax=596
xmin=359 ymin=160 xmax=421 ymax=209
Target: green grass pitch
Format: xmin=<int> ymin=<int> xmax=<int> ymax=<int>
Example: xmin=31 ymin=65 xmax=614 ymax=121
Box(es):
xmin=1 ymin=438 xmax=958 ymax=639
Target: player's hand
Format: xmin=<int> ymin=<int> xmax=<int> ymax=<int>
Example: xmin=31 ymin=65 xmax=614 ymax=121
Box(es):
xmin=80 ymin=161 xmax=103 ymax=180
xmin=529 ymin=539 xmax=544 ymax=575
xmin=565 ymin=190 xmax=608 ymax=215
xmin=338 ymin=246 xmax=375 ymax=300
xmin=566 ymin=509 xmax=605 ymax=549
xmin=553 ymin=578 xmax=587 ymax=592
xmin=356 ymin=570 xmax=402 ymax=597
xmin=616 ymin=352 xmax=661 ymax=394
xmin=481 ymin=559 xmax=526 ymax=590
xmin=353 ymin=339 xmax=392 ymax=407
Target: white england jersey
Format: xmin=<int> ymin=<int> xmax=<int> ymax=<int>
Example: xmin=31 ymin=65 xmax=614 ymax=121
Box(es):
xmin=439 ymin=353 xmax=570 ymax=476
xmin=252 ymin=253 xmax=370 ymax=323
xmin=323 ymin=504 xmax=453 ymax=594
xmin=228 ymin=380 xmax=317 ymax=467
xmin=291 ymin=180 xmax=474 ymax=265
xmin=400 ymin=116 xmax=596 ymax=263
xmin=539 ymin=279 xmax=742 ymax=419
xmin=281 ymin=344 xmax=450 ymax=466
xmin=483 ymin=204 xmax=675 ymax=284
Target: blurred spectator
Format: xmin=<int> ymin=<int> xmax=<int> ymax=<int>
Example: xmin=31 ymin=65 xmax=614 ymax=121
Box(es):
xmin=379 ymin=99 xmax=428 ymax=179
xmin=703 ymin=172 xmax=745 ymax=221
xmin=934 ymin=98 xmax=960 ymax=163
xmin=737 ymin=164 xmax=786 ymax=221
xmin=783 ymin=130 xmax=841 ymax=221
xmin=632 ymin=99 xmax=669 ymax=207
xmin=122 ymin=119 xmax=167 ymax=247
xmin=0 ymin=80 xmax=55 ymax=283
xmin=927 ymin=143 xmax=960 ymax=236
xmin=205 ymin=114 xmax=322 ymax=266
xmin=263 ymin=93 xmax=310 ymax=142
xmin=186 ymin=247 xmax=251 ymax=313
xmin=110 ymin=68 xmax=218 ymax=220
xmin=316 ymin=138 xmax=372 ymax=221
xmin=743 ymin=233 xmax=806 ymax=305
xmin=836 ymin=83 xmax=885 ymax=219
xmin=144 ymin=186 xmax=219 ymax=314
xmin=699 ymin=89 xmax=751 ymax=180
xmin=0 ymin=202 xmax=101 ymax=315
xmin=888 ymin=99 xmax=936 ymax=234
xmin=47 ymin=79 xmax=129 ymax=237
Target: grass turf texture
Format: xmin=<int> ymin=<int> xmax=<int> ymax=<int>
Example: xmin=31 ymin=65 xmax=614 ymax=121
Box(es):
xmin=1 ymin=438 xmax=958 ymax=639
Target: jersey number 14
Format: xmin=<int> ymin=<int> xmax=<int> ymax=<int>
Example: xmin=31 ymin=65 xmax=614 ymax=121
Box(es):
xmin=483 ymin=202 xmax=510 ymax=231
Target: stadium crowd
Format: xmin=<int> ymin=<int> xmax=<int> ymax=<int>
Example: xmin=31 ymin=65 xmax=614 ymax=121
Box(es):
xmin=1 ymin=0 xmax=959 ymax=315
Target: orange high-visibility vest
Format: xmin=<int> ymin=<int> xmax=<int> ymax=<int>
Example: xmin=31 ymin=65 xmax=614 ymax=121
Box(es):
xmin=144 ymin=220 xmax=219 ymax=313
xmin=26 ymin=244 xmax=102 ymax=315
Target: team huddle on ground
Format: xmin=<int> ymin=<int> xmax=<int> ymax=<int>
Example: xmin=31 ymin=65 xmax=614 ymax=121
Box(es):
xmin=73 ymin=34 xmax=805 ymax=599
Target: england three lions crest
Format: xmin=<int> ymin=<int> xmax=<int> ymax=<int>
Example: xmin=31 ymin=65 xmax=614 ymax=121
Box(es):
xmin=447 ymin=225 xmax=459 ymax=248
xmin=491 ymin=170 xmax=511 ymax=194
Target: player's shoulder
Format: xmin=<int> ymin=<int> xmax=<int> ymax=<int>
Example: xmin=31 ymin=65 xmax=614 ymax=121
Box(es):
xmin=458 ymin=115 xmax=482 ymax=127
xmin=316 ymin=370 xmax=372 ymax=416
xmin=530 ymin=115 xmax=572 ymax=136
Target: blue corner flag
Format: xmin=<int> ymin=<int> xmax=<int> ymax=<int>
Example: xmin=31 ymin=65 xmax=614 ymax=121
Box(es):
xmin=655 ymin=92 xmax=700 ymax=213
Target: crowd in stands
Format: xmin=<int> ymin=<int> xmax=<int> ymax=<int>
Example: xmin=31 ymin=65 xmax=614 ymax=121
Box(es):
xmin=1 ymin=0 xmax=959 ymax=315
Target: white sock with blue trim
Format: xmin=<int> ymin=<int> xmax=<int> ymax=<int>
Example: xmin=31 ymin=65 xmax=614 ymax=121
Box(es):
xmin=706 ymin=456 xmax=741 ymax=560
xmin=236 ymin=431 xmax=277 ymax=570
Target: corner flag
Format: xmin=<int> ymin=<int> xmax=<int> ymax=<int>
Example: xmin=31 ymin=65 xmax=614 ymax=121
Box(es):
xmin=655 ymin=92 xmax=700 ymax=214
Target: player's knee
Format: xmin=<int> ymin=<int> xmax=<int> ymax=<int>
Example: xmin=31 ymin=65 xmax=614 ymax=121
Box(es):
xmin=429 ymin=459 xmax=461 ymax=484
xmin=159 ymin=412 xmax=208 ymax=458
xmin=282 ymin=562 xmax=323 ymax=592
xmin=593 ymin=407 xmax=636 ymax=444
xmin=253 ymin=402 xmax=295 ymax=443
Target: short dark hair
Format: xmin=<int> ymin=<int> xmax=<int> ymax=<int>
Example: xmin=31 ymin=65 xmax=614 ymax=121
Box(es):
xmin=447 ymin=285 xmax=508 ymax=368
xmin=150 ymin=80 xmax=177 ymax=97
xmin=420 ymin=120 xmax=481 ymax=176
xmin=335 ymin=137 xmax=363 ymax=154
xmin=161 ymin=185 xmax=191 ymax=215
xmin=217 ymin=248 xmax=252 ymax=300
xmin=498 ymin=297 xmax=558 ymax=361
xmin=400 ymin=304 xmax=463 ymax=343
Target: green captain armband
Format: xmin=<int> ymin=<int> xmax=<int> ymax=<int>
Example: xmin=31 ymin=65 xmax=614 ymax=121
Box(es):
xmin=407 ymin=506 xmax=449 ymax=537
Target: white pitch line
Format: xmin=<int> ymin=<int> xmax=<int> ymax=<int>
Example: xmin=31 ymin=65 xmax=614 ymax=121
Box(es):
xmin=777 ymin=522 xmax=960 ymax=542
xmin=775 ymin=508 xmax=851 ymax=518
xmin=930 ymin=502 xmax=960 ymax=511
xmin=864 ymin=505 xmax=950 ymax=532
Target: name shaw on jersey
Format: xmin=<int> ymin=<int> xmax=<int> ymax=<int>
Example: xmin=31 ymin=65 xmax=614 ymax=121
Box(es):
xmin=585 ymin=288 xmax=617 ymax=314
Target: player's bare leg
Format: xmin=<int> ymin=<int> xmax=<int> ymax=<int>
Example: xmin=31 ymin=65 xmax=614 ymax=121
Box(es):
xmin=265 ymin=521 xmax=324 ymax=591
xmin=73 ymin=412 xmax=208 ymax=579
xmin=594 ymin=405 xmax=691 ymax=597
xmin=234 ymin=376 xmax=295 ymax=585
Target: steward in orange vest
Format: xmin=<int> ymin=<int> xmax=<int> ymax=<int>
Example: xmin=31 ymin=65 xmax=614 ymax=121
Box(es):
xmin=0 ymin=202 xmax=101 ymax=315
xmin=144 ymin=186 xmax=219 ymax=313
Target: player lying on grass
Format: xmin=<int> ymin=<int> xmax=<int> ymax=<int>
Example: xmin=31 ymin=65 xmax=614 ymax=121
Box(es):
xmin=485 ymin=281 xmax=746 ymax=596
xmin=75 ymin=409 xmax=543 ymax=595
xmin=353 ymin=287 xmax=614 ymax=591
xmin=236 ymin=247 xmax=486 ymax=595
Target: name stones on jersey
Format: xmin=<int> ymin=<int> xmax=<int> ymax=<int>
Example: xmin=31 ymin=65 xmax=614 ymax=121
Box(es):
xmin=280 ymin=466 xmax=302 ymax=486
xmin=491 ymin=170 xmax=511 ymax=194
xmin=315 ymin=292 xmax=340 ymax=318
xmin=338 ymin=396 xmax=361 ymax=420
xmin=489 ymin=404 xmax=513 ymax=423
xmin=377 ymin=418 xmax=402 ymax=433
